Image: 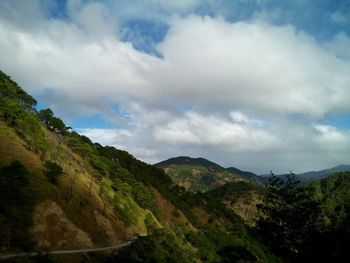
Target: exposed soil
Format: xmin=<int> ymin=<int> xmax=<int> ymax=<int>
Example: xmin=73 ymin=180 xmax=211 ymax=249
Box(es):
xmin=94 ymin=211 xmax=122 ymax=245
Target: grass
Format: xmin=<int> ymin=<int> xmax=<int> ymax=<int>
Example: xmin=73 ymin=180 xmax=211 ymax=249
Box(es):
xmin=0 ymin=122 xmax=43 ymax=173
xmin=100 ymin=178 xmax=162 ymax=233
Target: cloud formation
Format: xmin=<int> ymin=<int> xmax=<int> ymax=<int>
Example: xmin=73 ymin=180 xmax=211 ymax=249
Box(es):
xmin=0 ymin=0 xmax=350 ymax=173
xmin=157 ymin=16 xmax=350 ymax=117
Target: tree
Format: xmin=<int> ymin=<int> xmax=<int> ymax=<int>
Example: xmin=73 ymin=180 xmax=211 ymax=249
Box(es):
xmin=38 ymin=108 xmax=54 ymax=124
xmin=44 ymin=160 xmax=64 ymax=184
xmin=256 ymin=173 xmax=320 ymax=260
xmin=39 ymin=108 xmax=67 ymax=134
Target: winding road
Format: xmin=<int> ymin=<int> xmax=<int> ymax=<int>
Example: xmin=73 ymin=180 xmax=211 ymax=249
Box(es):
xmin=0 ymin=240 xmax=134 ymax=261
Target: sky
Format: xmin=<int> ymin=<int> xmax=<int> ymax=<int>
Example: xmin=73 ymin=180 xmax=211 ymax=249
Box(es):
xmin=0 ymin=0 xmax=350 ymax=174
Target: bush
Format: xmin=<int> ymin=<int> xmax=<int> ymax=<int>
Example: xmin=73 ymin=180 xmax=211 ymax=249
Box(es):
xmin=44 ymin=160 xmax=64 ymax=184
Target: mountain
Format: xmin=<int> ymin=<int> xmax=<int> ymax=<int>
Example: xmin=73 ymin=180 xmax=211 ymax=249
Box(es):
xmin=156 ymin=156 xmax=265 ymax=192
xmin=262 ymin=165 xmax=350 ymax=184
xmin=298 ymin=164 xmax=350 ymax=183
xmin=0 ymin=70 xmax=278 ymax=262
xmin=156 ymin=156 xmax=249 ymax=192
xmin=156 ymin=157 xmax=266 ymax=224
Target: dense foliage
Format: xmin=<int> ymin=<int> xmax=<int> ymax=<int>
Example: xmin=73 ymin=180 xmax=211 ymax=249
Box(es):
xmin=256 ymin=173 xmax=350 ymax=262
xmin=206 ymin=181 xmax=263 ymax=202
xmin=104 ymin=229 xmax=196 ymax=263
xmin=256 ymin=174 xmax=321 ymax=261
xmin=0 ymin=161 xmax=36 ymax=250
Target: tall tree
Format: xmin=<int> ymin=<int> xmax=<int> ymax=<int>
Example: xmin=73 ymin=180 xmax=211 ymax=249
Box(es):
xmin=256 ymin=173 xmax=321 ymax=260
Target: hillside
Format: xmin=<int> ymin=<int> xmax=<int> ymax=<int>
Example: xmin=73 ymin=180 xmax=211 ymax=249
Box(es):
xmin=156 ymin=157 xmax=265 ymax=224
xmin=0 ymin=69 xmax=193 ymax=252
xmin=0 ymin=70 xmax=279 ymax=262
xmin=204 ymin=181 xmax=265 ymax=225
xmin=156 ymin=156 xmax=250 ymax=192
xmin=311 ymin=172 xmax=350 ymax=227
xmin=0 ymin=70 xmax=189 ymax=250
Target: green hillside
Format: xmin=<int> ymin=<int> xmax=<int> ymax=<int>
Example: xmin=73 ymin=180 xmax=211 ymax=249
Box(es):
xmin=204 ymin=181 xmax=265 ymax=225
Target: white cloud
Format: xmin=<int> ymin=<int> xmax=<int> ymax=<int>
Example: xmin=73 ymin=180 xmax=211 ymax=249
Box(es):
xmin=1 ymin=1 xmax=350 ymax=173
xmin=73 ymin=2 xmax=118 ymax=38
xmin=230 ymin=111 xmax=250 ymax=124
xmin=314 ymin=124 xmax=350 ymax=146
xmin=153 ymin=111 xmax=277 ymax=151
xmin=0 ymin=3 xmax=161 ymax=116
xmin=157 ymin=16 xmax=350 ymax=117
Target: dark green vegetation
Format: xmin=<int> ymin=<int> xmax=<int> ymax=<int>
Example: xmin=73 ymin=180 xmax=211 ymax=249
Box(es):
xmin=0 ymin=161 xmax=36 ymax=250
xmin=44 ymin=161 xmax=64 ymax=184
xmin=94 ymin=226 xmax=280 ymax=263
xmin=256 ymin=174 xmax=320 ymax=261
xmin=207 ymin=181 xmax=263 ymax=202
xmin=1 ymin=70 xmax=350 ymax=262
xmin=256 ymin=173 xmax=350 ymax=262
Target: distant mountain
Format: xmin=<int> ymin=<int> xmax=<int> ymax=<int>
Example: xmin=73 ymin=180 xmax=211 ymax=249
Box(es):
xmin=264 ymin=165 xmax=350 ymax=184
xmin=155 ymin=156 xmax=262 ymax=192
xmin=298 ymin=165 xmax=350 ymax=183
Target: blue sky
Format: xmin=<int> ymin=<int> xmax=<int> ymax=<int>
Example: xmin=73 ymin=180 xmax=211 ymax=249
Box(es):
xmin=0 ymin=0 xmax=350 ymax=173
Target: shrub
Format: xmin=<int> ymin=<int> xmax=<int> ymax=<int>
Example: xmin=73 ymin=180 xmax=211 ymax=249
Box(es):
xmin=44 ymin=160 xmax=64 ymax=184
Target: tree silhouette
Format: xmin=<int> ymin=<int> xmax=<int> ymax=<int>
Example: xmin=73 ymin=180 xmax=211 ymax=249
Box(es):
xmin=256 ymin=172 xmax=321 ymax=260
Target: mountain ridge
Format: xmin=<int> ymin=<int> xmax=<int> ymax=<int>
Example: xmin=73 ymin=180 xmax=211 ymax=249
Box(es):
xmin=259 ymin=164 xmax=350 ymax=184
